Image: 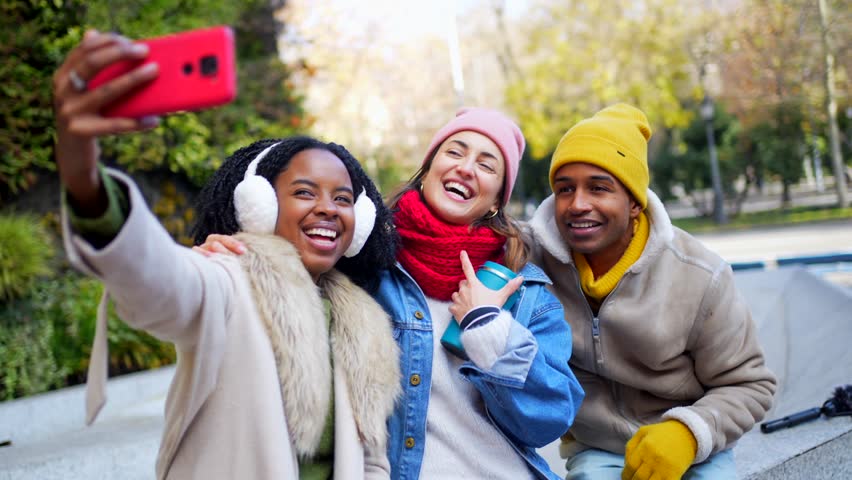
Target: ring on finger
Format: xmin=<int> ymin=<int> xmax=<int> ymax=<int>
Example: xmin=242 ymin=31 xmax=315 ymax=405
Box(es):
xmin=69 ymin=69 xmax=88 ymax=92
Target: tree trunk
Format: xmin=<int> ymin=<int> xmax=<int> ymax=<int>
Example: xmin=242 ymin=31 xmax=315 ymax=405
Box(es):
xmin=782 ymin=180 xmax=792 ymax=208
xmin=818 ymin=0 xmax=849 ymax=207
xmin=733 ymin=174 xmax=753 ymax=216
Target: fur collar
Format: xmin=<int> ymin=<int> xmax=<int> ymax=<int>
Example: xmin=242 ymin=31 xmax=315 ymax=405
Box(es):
xmin=234 ymin=233 xmax=401 ymax=458
xmin=528 ymin=189 xmax=674 ymax=272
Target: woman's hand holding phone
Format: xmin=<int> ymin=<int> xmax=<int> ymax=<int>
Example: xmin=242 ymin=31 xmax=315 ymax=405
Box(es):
xmin=53 ymin=30 xmax=160 ymax=214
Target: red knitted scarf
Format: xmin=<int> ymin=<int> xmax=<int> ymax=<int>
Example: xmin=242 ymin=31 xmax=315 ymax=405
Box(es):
xmin=394 ymin=190 xmax=505 ymax=301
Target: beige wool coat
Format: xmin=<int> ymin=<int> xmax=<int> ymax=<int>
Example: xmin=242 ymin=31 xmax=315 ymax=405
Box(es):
xmin=62 ymin=171 xmax=401 ymax=480
xmin=529 ymin=189 xmax=776 ymax=465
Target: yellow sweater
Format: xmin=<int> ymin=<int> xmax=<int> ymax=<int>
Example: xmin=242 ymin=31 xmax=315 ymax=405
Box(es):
xmin=572 ymin=212 xmax=650 ymax=303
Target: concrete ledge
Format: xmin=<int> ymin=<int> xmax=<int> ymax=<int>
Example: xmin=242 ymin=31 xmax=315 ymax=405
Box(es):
xmin=0 ymin=366 xmax=172 ymax=478
xmin=732 ymin=268 xmax=852 ymax=478
xmin=748 ymin=430 xmax=852 ymax=480
xmin=0 ymin=365 xmax=173 ymax=447
xmin=0 ymin=415 xmax=162 ymax=480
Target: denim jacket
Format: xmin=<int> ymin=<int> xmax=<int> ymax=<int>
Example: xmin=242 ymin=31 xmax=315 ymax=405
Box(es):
xmin=376 ymin=262 xmax=584 ymax=480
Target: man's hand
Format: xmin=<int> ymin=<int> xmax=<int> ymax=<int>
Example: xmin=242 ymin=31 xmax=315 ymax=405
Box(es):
xmin=622 ymin=420 xmax=697 ymax=480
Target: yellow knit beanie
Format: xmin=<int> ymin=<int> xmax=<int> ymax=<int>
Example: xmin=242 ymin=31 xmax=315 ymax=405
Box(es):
xmin=549 ymin=103 xmax=652 ymax=209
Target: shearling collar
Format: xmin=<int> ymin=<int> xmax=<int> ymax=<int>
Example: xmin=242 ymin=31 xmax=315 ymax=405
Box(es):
xmin=235 ymin=233 xmax=401 ymax=458
xmin=528 ymin=188 xmax=674 ymax=273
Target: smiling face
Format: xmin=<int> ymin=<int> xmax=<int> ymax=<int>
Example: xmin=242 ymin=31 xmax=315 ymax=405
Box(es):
xmin=273 ymin=148 xmax=355 ymax=282
xmin=553 ymin=162 xmax=642 ymax=274
xmin=420 ymin=131 xmax=505 ymax=226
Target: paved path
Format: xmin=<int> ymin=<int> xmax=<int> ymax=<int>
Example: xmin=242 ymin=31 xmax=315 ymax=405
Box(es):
xmin=691 ymin=219 xmax=852 ymax=264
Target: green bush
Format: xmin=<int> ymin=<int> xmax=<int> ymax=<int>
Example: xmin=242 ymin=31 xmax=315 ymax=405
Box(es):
xmin=0 ymin=274 xmax=176 ymax=400
xmin=0 ymin=299 xmax=67 ymax=400
xmin=0 ymin=1 xmax=84 ymax=201
xmin=1 ymin=0 xmax=306 ymax=207
xmin=0 ymin=213 xmax=55 ymax=302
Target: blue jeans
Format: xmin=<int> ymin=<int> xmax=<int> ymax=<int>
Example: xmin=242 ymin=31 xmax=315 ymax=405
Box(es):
xmin=564 ymin=448 xmax=736 ymax=480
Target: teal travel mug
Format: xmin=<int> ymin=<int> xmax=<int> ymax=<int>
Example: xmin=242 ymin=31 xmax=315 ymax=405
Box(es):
xmin=441 ymin=261 xmax=520 ymax=360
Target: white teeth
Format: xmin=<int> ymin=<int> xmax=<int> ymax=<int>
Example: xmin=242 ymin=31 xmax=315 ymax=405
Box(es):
xmin=571 ymin=222 xmax=597 ymax=228
xmin=305 ymin=228 xmax=337 ymax=239
xmin=444 ymin=181 xmax=471 ymax=199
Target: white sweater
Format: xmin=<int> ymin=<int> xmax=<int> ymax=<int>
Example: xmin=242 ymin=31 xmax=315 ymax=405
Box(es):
xmin=419 ymin=297 xmax=535 ymax=479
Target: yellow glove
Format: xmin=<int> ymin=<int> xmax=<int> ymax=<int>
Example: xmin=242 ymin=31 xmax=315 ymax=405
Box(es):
xmin=622 ymin=420 xmax=697 ymax=480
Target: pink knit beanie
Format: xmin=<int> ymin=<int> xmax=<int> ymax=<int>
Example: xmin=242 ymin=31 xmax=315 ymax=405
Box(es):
xmin=422 ymin=107 xmax=525 ymax=206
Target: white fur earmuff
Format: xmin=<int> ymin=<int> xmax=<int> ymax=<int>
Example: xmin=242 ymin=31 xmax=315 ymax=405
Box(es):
xmin=343 ymin=188 xmax=377 ymax=258
xmin=234 ymin=142 xmax=282 ymax=234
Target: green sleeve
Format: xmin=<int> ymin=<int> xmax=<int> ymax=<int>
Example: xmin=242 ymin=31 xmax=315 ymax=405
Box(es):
xmin=64 ymin=165 xmax=130 ymax=245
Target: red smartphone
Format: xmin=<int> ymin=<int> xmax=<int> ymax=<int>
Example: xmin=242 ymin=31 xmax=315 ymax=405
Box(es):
xmin=88 ymin=26 xmax=237 ymax=118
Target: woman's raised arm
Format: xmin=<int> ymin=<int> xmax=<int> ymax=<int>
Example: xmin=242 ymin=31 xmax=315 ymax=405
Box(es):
xmin=54 ymin=30 xmax=159 ymax=213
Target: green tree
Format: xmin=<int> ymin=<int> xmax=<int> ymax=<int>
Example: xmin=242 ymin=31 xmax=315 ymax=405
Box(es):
xmin=651 ymin=103 xmax=744 ymax=216
xmin=752 ymin=102 xmax=807 ymax=206
xmin=718 ymin=0 xmax=849 ymax=200
xmin=0 ymin=0 xmax=85 ymax=201
xmin=514 ymin=149 xmax=553 ymax=205
xmin=1 ymin=0 xmax=307 ymax=213
xmin=505 ymin=0 xmax=699 ymax=161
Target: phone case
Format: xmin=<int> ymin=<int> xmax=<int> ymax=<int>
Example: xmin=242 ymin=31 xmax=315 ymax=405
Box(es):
xmin=88 ymin=26 xmax=237 ymax=118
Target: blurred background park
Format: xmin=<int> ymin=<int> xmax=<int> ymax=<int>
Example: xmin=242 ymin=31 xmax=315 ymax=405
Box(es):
xmin=0 ymin=0 xmax=849 ymax=402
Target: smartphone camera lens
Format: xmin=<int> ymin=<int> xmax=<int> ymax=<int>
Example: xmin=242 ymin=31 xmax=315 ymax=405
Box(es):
xmin=200 ymin=55 xmax=218 ymax=77
xmin=182 ymin=63 xmax=193 ymax=75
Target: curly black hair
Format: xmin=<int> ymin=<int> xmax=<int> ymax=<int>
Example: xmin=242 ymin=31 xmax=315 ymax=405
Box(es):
xmin=191 ymin=136 xmax=398 ymax=293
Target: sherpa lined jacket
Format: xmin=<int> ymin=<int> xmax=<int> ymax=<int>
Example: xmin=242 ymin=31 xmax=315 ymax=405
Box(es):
xmin=529 ymin=189 xmax=776 ymax=465
xmin=61 ymin=170 xmax=401 ymax=480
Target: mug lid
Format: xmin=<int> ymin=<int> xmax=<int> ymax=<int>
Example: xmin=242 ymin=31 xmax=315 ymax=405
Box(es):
xmin=481 ymin=261 xmax=517 ymax=281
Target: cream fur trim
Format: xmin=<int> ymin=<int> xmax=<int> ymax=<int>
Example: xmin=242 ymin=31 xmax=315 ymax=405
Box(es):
xmin=237 ymin=233 xmax=330 ymax=458
xmin=321 ymin=270 xmax=401 ymax=449
xmin=529 ymin=194 xmax=572 ymax=264
xmin=662 ymin=406 xmax=713 ymax=464
xmin=645 ymin=189 xmax=674 ymax=244
xmin=237 ymin=233 xmax=400 ymax=456
xmin=630 ymin=189 xmax=674 ymax=272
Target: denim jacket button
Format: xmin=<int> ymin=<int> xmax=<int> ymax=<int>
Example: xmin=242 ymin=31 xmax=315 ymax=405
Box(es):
xmin=410 ymin=374 xmax=421 ymax=386
xmin=405 ymin=437 xmax=416 ymax=448
xmin=414 ymin=311 xmax=424 ymax=319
